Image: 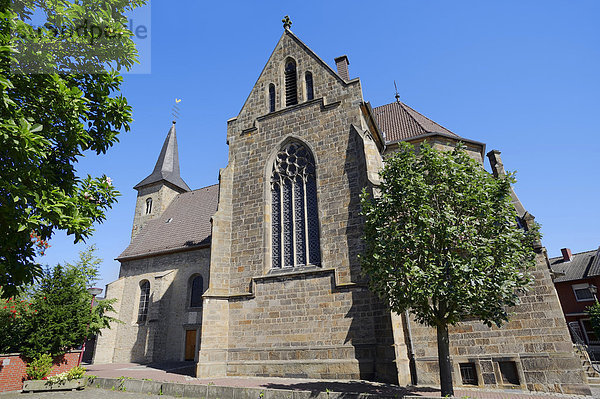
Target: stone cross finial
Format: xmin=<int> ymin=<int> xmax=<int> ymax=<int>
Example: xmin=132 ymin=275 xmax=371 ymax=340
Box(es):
xmin=282 ymin=15 xmax=292 ymax=30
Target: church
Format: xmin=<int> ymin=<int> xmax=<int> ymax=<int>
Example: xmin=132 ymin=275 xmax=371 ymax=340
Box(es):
xmin=94 ymin=22 xmax=591 ymax=395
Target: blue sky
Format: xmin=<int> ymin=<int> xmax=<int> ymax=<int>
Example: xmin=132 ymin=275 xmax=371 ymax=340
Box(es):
xmin=38 ymin=1 xmax=600 ymax=290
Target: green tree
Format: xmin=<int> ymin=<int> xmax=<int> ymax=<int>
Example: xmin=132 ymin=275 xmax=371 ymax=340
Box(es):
xmin=0 ymin=246 xmax=119 ymax=357
xmin=587 ymin=301 xmax=600 ymax=341
xmin=0 ymin=0 xmax=146 ymax=297
xmin=360 ymin=142 xmax=538 ymax=396
xmin=0 ymin=286 xmax=37 ymax=353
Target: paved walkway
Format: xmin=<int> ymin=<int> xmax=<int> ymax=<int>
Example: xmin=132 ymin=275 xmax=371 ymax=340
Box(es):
xmin=0 ymin=388 xmax=177 ymax=398
xmin=83 ymin=362 xmax=593 ymax=398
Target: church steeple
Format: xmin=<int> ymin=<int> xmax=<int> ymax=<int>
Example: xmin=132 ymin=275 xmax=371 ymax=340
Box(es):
xmin=130 ymin=121 xmax=190 ymax=240
xmin=134 ymin=121 xmax=190 ymax=192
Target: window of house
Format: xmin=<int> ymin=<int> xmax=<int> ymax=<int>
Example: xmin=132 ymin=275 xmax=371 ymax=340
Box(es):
xmin=145 ymin=198 xmax=152 ymax=214
xmin=271 ymin=141 xmax=320 ymax=269
xmin=189 ymin=275 xmax=203 ymax=308
xmin=285 ymin=59 xmax=298 ymax=106
xmin=305 ymin=71 xmax=314 ymax=101
xmin=269 ymin=83 xmax=276 ymax=112
xmin=573 ymin=283 xmax=595 ymax=302
xmin=138 ymin=280 xmax=150 ymax=323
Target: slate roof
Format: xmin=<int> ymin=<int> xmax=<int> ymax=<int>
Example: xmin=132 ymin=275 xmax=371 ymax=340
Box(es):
xmin=134 ymin=123 xmax=191 ymax=192
xmin=118 ymin=184 xmax=219 ymax=260
xmin=550 ymin=248 xmax=600 ymax=283
xmin=373 ymin=101 xmax=458 ymax=143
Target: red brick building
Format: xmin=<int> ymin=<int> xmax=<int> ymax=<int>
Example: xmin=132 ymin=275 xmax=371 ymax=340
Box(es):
xmin=551 ymin=247 xmax=600 ymax=350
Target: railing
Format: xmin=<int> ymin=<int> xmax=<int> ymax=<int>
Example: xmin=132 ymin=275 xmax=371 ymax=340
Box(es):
xmin=568 ymin=322 xmax=600 ymax=373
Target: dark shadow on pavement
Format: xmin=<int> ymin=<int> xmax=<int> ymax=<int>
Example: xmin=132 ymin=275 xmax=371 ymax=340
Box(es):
xmin=145 ymin=361 xmax=196 ymax=377
xmin=263 ymin=381 xmax=439 ymax=397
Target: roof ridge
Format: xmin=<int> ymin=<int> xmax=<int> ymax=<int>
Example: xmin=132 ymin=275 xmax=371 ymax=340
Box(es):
xmin=372 ymin=101 xmax=426 ymax=141
xmin=398 ymin=102 xmax=427 ymax=135
xmin=189 ymin=183 xmax=219 ymax=193
xmin=582 ymin=255 xmax=595 ymax=278
xmin=401 ymin=101 xmax=456 ymax=136
xmin=549 ymin=248 xmax=598 ymax=260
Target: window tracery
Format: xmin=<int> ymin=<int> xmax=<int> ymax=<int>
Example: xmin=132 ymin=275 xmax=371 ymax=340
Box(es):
xmin=271 ymin=142 xmax=320 ymax=268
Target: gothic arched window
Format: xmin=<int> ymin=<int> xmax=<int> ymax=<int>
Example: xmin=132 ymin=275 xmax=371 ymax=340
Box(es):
xmin=189 ymin=275 xmax=203 ymax=308
xmin=138 ymin=280 xmax=150 ymax=323
xmin=305 ymin=71 xmax=314 ymax=101
xmin=269 ymin=83 xmax=276 ymax=112
xmin=285 ymin=59 xmax=298 ymax=106
xmin=271 ymin=141 xmax=320 ymax=269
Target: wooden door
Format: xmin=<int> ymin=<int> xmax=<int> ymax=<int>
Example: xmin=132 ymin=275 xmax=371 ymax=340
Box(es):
xmin=184 ymin=329 xmax=197 ymax=361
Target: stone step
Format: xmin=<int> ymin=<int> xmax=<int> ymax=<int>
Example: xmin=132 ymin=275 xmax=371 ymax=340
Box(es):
xmin=587 ymin=377 xmax=600 ymax=385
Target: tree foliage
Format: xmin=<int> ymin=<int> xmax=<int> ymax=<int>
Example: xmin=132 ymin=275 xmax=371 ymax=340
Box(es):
xmin=587 ymin=301 xmax=600 ymax=341
xmin=360 ymin=142 xmax=539 ymax=395
xmin=0 ymin=0 xmax=146 ymax=296
xmin=0 ymin=246 xmax=119 ymax=358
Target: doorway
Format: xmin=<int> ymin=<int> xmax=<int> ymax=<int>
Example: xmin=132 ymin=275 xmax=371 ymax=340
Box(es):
xmin=184 ymin=329 xmax=197 ymax=361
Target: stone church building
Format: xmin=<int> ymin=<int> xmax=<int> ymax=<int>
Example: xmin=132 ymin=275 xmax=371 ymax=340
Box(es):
xmin=94 ymin=26 xmax=590 ymax=395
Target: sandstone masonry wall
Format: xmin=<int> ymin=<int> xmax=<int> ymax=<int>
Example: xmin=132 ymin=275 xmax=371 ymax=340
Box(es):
xmin=95 ymin=248 xmax=210 ymax=364
xmin=198 ymin=30 xmax=398 ymax=381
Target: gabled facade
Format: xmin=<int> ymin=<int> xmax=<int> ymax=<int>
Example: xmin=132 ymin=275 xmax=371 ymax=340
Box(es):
xmin=95 ymin=26 xmax=591 ymax=395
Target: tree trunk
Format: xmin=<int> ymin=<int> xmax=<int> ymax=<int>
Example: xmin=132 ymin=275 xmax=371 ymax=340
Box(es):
xmin=437 ymin=323 xmax=454 ymax=397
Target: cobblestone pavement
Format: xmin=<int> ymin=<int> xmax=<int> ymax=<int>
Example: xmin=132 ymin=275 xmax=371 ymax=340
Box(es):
xmin=81 ymin=362 xmax=594 ymax=399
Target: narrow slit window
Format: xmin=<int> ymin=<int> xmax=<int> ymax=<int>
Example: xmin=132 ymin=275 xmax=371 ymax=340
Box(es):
xmin=138 ymin=280 xmax=150 ymax=323
xmin=305 ymin=72 xmax=314 ymax=100
xmin=269 ymin=84 xmax=276 ymax=112
xmin=189 ymin=275 xmax=203 ymax=308
xmin=285 ymin=59 xmax=298 ymax=106
xmin=145 ymin=198 xmax=152 ymax=214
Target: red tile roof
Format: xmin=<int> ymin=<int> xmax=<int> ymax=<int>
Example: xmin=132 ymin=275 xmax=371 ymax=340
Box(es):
xmin=373 ymin=101 xmax=458 ymax=143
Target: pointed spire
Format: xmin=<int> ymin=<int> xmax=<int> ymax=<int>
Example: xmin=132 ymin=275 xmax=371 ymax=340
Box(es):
xmin=134 ymin=121 xmax=191 ymax=192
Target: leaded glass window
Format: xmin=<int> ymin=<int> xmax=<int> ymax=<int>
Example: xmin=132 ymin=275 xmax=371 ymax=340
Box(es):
xmin=138 ymin=280 xmax=150 ymax=323
xmin=271 ymin=142 xmax=320 ymax=268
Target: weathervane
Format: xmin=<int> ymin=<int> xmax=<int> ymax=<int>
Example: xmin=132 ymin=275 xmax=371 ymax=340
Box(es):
xmin=172 ymin=98 xmax=182 ymax=122
xmin=394 ymin=80 xmax=400 ymax=103
xmin=282 ymin=15 xmax=292 ymax=30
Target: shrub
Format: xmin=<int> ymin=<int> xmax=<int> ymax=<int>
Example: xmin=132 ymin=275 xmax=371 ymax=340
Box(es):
xmin=46 ymin=366 xmax=86 ymax=384
xmin=25 ymin=354 xmax=53 ymax=380
xmin=67 ymin=366 xmax=86 ymax=379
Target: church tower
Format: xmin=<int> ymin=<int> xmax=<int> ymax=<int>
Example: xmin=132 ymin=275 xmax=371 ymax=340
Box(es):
xmin=131 ymin=121 xmax=190 ymax=239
